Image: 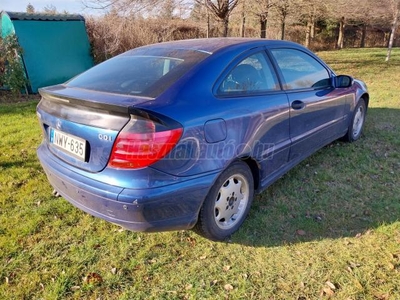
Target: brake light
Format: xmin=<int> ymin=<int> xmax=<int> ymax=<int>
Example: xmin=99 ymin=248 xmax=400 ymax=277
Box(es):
xmin=108 ymin=116 xmax=183 ymax=169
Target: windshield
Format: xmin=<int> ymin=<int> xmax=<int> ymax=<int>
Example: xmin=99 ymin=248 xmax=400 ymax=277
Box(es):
xmin=67 ymin=47 xmax=209 ymax=98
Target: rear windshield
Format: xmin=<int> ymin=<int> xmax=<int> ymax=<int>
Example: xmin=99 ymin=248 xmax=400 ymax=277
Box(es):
xmin=67 ymin=48 xmax=209 ymax=98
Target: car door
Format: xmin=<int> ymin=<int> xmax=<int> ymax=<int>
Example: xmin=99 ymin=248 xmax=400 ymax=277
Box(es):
xmin=217 ymin=50 xmax=291 ymax=185
xmin=269 ymin=48 xmax=348 ymax=162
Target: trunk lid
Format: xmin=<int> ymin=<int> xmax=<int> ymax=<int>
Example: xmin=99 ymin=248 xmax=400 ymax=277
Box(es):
xmin=37 ymin=85 xmax=152 ymax=173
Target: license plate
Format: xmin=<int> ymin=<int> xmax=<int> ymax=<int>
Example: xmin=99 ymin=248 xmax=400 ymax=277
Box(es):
xmin=50 ymin=128 xmax=86 ymax=161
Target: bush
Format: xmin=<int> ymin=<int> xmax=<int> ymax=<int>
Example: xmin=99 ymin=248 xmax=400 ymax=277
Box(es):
xmin=0 ymin=35 xmax=28 ymax=95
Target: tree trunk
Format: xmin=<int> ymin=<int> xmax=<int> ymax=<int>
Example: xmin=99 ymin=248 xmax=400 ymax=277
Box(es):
xmin=384 ymin=31 xmax=390 ymax=47
xmin=279 ymin=8 xmax=288 ymax=40
xmin=337 ymin=17 xmax=345 ymax=49
xmin=386 ymin=6 xmax=399 ymax=62
xmin=207 ymin=12 xmax=210 ymax=38
xmin=305 ymin=16 xmax=312 ymax=48
xmin=280 ymin=11 xmax=287 ymax=40
xmin=241 ymin=15 xmax=245 ymax=37
xmin=223 ymin=15 xmax=229 ymax=37
xmin=360 ymin=23 xmax=367 ymax=48
xmin=305 ymin=24 xmax=310 ymax=48
xmin=260 ymin=19 xmax=267 ymax=38
xmin=310 ymin=15 xmax=315 ymax=39
xmin=260 ymin=12 xmax=268 ymax=38
xmin=240 ymin=3 xmax=245 ymax=37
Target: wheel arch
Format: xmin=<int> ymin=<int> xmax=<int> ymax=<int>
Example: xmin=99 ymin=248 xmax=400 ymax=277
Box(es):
xmin=360 ymin=93 xmax=369 ymax=109
xmin=239 ymin=157 xmax=260 ymax=191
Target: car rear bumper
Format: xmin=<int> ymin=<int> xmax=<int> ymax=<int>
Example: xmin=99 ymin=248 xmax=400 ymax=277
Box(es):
xmin=37 ymin=143 xmax=218 ymax=232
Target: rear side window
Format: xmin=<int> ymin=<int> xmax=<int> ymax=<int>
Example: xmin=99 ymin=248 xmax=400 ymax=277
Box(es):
xmin=270 ymin=49 xmax=331 ymax=90
xmin=67 ymin=48 xmax=209 ymax=98
xmin=218 ymin=52 xmax=280 ymax=95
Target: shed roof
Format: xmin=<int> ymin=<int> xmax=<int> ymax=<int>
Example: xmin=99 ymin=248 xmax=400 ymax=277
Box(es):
xmin=3 ymin=11 xmax=84 ymax=22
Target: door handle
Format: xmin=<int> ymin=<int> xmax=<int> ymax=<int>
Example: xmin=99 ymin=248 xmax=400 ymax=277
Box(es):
xmin=291 ymin=100 xmax=305 ymax=110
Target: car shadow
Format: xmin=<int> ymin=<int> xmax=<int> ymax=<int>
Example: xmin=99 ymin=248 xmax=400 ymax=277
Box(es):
xmin=230 ymin=107 xmax=400 ymax=247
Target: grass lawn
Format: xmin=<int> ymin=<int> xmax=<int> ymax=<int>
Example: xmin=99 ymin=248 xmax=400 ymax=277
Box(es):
xmin=0 ymin=48 xmax=399 ymax=299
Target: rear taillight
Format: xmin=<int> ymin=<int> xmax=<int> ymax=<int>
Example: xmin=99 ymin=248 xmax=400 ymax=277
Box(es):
xmin=108 ymin=115 xmax=183 ymax=169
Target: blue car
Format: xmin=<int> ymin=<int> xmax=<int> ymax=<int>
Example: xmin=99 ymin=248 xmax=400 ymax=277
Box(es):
xmin=37 ymin=38 xmax=369 ymax=241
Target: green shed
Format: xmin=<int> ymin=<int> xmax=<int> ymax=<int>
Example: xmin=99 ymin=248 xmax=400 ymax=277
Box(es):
xmin=0 ymin=11 xmax=93 ymax=93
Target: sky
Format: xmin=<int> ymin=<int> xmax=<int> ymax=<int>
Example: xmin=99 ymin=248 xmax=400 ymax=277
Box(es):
xmin=0 ymin=0 xmax=103 ymax=15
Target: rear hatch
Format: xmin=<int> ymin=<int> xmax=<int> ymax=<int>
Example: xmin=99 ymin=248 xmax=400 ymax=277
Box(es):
xmin=37 ymin=47 xmax=208 ymax=173
xmin=37 ymin=85 xmax=152 ymax=172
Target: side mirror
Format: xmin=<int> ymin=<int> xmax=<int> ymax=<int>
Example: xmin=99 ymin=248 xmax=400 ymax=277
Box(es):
xmin=335 ymin=75 xmax=353 ymax=88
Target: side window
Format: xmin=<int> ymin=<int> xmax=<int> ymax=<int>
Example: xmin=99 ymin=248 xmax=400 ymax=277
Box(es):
xmin=218 ymin=52 xmax=280 ymax=95
xmin=270 ymin=49 xmax=331 ymax=90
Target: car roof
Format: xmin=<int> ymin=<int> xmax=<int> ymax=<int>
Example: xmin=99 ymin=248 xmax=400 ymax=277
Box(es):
xmin=137 ymin=38 xmax=302 ymax=54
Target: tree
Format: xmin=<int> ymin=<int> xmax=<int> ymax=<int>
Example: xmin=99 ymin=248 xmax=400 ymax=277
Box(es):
xmin=386 ymin=0 xmax=400 ymax=61
xmin=347 ymin=0 xmax=390 ymax=48
xmin=252 ymin=0 xmax=275 ymax=38
xmin=26 ymin=3 xmax=35 ymax=13
xmin=196 ymin=0 xmax=240 ymax=37
xmin=336 ymin=16 xmax=345 ymax=49
xmin=274 ymin=0 xmax=291 ymax=40
xmin=190 ymin=1 xmax=212 ymax=36
xmin=325 ymin=0 xmax=390 ymax=49
xmin=295 ymin=0 xmax=327 ymax=48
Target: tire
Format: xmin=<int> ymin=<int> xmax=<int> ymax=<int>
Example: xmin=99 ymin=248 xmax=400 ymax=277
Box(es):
xmin=195 ymin=161 xmax=254 ymax=241
xmin=343 ymin=99 xmax=367 ymax=142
